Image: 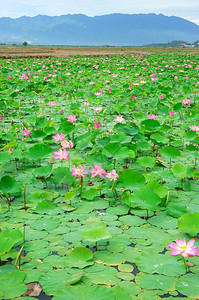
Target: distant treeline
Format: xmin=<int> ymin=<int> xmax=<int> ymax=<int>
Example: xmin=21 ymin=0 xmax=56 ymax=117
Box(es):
xmin=0 ymin=40 xmax=199 ymax=48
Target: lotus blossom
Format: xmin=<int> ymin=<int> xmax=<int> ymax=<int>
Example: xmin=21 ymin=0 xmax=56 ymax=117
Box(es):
xmin=72 ymin=165 xmax=88 ymax=178
xmin=94 ymin=122 xmax=101 ymax=129
xmin=52 ymin=148 xmax=70 ymax=161
xmin=148 ymin=114 xmax=158 ymax=120
xmin=93 ymin=107 xmax=103 ymax=112
xmin=84 ymin=102 xmax=90 ymax=107
xmin=113 ymin=115 xmax=125 ymax=123
xmin=67 ymin=114 xmax=77 ymax=125
xmin=105 ymin=169 xmax=119 ymax=181
xmin=60 ymin=110 xmax=64 ymax=114
xmin=89 ymin=164 xmax=106 ymax=178
xmin=22 ymin=130 xmax=31 ymax=138
xmin=182 ymin=99 xmax=192 ymax=106
xmin=61 ymin=140 xmax=73 ymax=148
xmin=189 ymin=125 xmax=199 ymax=132
xmin=52 ymin=133 xmax=66 ymax=142
xmin=0 ymin=116 xmax=3 ymax=120
xmin=169 ymin=112 xmax=174 ymax=117
xmin=168 ymin=238 xmax=199 ymax=258
xmin=48 ymin=101 xmax=56 ymax=107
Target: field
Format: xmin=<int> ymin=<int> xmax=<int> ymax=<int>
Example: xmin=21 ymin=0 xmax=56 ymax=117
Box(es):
xmin=0 ymin=47 xmax=199 ymax=299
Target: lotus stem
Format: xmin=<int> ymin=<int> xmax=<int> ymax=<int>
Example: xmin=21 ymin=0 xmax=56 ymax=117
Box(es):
xmin=182 ymin=256 xmax=188 ymax=274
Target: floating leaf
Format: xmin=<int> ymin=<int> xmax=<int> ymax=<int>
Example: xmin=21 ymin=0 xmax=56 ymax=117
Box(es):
xmin=82 ymin=226 xmax=112 ymax=243
xmin=178 ymin=213 xmax=199 ymax=236
xmin=176 ymin=273 xmax=199 ymax=299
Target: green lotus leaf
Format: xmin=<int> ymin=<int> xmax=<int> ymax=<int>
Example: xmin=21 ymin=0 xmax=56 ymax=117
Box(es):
xmin=178 ymin=213 xmax=199 ymax=236
xmin=135 ymin=272 xmax=177 ymax=292
xmin=0 ymin=151 xmax=10 ymax=164
xmin=172 ymin=163 xmax=187 ymax=178
xmin=51 ymin=166 xmax=74 ymax=185
xmin=82 ymin=226 xmax=112 ymax=243
xmin=0 ymin=265 xmax=27 ymax=299
xmin=176 ymin=273 xmax=199 ymax=298
xmin=65 ymin=272 xmax=83 ymax=285
xmin=150 ymin=132 xmax=169 ymax=144
xmin=39 ymin=269 xmax=71 ymax=295
xmin=119 ymin=169 xmax=145 ymax=190
xmin=30 ymin=216 xmax=61 ymax=231
xmin=35 ymin=200 xmax=60 ymax=214
xmin=27 ymin=143 xmax=52 ymax=160
xmin=53 ymin=285 xmax=114 ymax=300
xmin=94 ymin=251 xmax=126 ymax=266
xmin=66 ymin=247 xmax=94 ymax=269
xmin=146 ymin=180 xmax=168 ymax=198
xmin=102 ymin=143 xmax=121 ymax=158
xmin=0 ymin=175 xmax=22 ymax=194
xmin=33 ymin=164 xmax=52 ymax=177
xmin=114 ymin=123 xmax=139 ymax=135
xmin=160 ymin=146 xmax=180 ymax=158
xmin=127 ymin=186 xmax=161 ymax=211
xmin=0 ymin=228 xmax=23 ymax=247
xmin=136 ymin=250 xmax=185 ymax=276
xmin=166 ymin=202 xmax=187 ymax=218
xmin=141 ymin=119 xmax=161 ymax=129
xmin=137 ymin=156 xmax=156 ymax=169
xmin=0 ymin=236 xmax=14 ymax=256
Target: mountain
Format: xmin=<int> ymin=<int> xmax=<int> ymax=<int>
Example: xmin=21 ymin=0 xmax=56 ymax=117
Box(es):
xmin=0 ymin=13 xmax=199 ymax=46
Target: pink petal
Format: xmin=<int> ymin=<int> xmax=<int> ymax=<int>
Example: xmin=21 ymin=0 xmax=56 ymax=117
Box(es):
xmin=170 ymin=249 xmax=181 ymax=256
xmin=187 ymin=239 xmax=195 ymax=248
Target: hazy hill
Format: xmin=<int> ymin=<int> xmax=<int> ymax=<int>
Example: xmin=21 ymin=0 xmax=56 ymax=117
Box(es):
xmin=0 ymin=13 xmax=199 ymax=46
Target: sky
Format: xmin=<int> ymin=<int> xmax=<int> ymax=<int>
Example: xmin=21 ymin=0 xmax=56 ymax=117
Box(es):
xmin=1 ymin=0 xmax=199 ymax=25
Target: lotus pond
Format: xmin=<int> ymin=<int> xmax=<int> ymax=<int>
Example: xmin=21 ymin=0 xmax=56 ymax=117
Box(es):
xmin=0 ymin=50 xmax=199 ymax=300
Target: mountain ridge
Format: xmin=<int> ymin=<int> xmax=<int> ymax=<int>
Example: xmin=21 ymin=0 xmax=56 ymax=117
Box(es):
xmin=0 ymin=13 xmax=199 ymax=46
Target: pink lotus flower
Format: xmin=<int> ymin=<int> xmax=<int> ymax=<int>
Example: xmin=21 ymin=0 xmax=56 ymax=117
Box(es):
xmin=0 ymin=116 xmax=3 ymax=120
xmin=182 ymin=99 xmax=192 ymax=106
xmin=105 ymin=169 xmax=119 ymax=181
xmin=48 ymin=101 xmax=56 ymax=107
xmin=168 ymin=238 xmax=199 ymax=258
xmin=84 ymin=102 xmax=90 ymax=107
xmin=94 ymin=122 xmax=101 ymax=129
xmin=189 ymin=125 xmax=199 ymax=132
xmin=66 ymin=114 xmax=77 ymax=125
xmin=89 ymin=164 xmax=106 ymax=178
xmin=60 ymin=110 xmax=64 ymax=114
xmin=113 ymin=115 xmax=125 ymax=123
xmin=8 ymin=147 xmax=13 ymax=154
xmin=93 ymin=107 xmax=103 ymax=112
xmin=52 ymin=133 xmax=66 ymax=143
xmin=22 ymin=130 xmax=31 ymax=138
xmin=61 ymin=140 xmax=73 ymax=148
xmin=169 ymin=112 xmax=174 ymax=117
xmin=148 ymin=114 xmax=158 ymax=120
xmin=159 ymin=95 xmax=164 ymax=100
xmin=72 ymin=165 xmax=88 ymax=178
xmin=52 ymin=148 xmax=70 ymax=161
xmin=89 ymin=81 xmax=94 ymax=85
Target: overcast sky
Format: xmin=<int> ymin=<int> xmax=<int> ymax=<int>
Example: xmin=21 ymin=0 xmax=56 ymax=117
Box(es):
xmin=1 ymin=0 xmax=199 ymax=25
